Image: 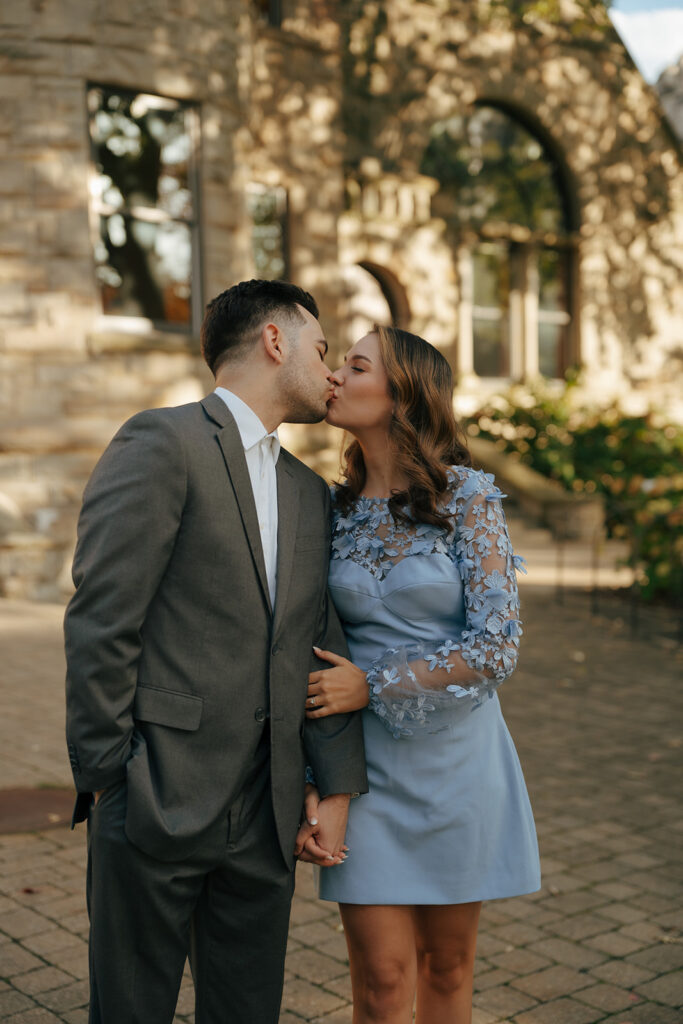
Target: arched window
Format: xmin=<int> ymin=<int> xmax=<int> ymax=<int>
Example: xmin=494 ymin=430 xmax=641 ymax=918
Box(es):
xmin=422 ymin=104 xmax=576 ymax=380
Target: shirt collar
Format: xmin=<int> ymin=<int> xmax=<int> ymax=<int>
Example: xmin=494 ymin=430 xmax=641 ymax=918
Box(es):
xmin=214 ymin=387 xmax=280 ymax=459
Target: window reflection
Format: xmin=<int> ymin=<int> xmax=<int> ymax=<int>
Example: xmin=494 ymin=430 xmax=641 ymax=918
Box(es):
xmin=88 ymin=86 xmax=199 ymax=329
xmin=254 ymin=0 xmax=282 ymax=26
xmin=423 ymin=106 xmax=566 ymax=234
xmin=422 ymin=105 xmax=574 ymax=379
xmin=472 ymin=244 xmax=510 ymax=378
xmin=538 ymin=249 xmax=571 ymax=378
xmin=247 ymin=184 xmax=288 ymax=281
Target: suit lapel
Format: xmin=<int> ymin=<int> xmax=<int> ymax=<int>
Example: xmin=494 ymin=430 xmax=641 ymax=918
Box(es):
xmin=273 ymin=455 xmax=299 ymax=635
xmin=202 ymin=394 xmax=273 ymax=616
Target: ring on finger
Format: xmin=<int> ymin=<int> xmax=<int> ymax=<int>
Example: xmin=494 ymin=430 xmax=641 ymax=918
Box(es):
xmin=308 ymin=696 xmax=317 ymax=707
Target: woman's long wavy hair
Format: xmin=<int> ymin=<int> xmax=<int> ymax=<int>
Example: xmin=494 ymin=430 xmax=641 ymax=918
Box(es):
xmin=335 ymin=325 xmax=471 ymax=531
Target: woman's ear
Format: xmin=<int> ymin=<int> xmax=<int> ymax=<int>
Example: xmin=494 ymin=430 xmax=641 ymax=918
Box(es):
xmin=261 ymin=322 xmax=285 ymax=365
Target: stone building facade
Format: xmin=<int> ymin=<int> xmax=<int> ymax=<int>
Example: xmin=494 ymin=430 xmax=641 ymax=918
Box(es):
xmin=1 ymin=0 xmax=681 ymax=599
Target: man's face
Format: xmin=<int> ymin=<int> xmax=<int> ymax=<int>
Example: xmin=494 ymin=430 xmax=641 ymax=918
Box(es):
xmin=279 ymin=306 xmax=334 ymax=423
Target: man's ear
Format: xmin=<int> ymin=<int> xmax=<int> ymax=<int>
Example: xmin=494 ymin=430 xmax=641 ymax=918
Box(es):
xmin=262 ymin=322 xmax=285 ymax=365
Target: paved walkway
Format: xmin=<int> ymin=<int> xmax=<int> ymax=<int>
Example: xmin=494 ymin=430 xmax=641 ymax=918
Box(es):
xmin=1 ymin=526 xmax=682 ymax=1022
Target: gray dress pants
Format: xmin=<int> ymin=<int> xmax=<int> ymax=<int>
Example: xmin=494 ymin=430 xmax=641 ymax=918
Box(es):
xmin=86 ymin=736 xmax=295 ymax=1024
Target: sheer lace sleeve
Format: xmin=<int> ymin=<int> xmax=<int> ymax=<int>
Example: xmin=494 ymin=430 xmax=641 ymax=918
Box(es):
xmin=365 ymin=471 xmax=525 ymax=738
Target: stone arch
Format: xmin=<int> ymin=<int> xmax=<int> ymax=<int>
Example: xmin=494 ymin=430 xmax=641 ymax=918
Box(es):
xmin=342 ymin=261 xmax=412 ymax=349
xmin=357 ymin=261 xmax=411 ymax=328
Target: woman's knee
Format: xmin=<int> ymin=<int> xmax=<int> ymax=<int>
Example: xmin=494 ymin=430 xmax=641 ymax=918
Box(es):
xmin=355 ymin=958 xmax=413 ymax=1016
xmin=417 ymin=948 xmax=471 ymax=996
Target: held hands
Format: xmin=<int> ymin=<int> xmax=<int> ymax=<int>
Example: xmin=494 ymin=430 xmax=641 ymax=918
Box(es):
xmin=306 ymin=648 xmax=369 ymax=718
xmin=294 ymin=786 xmax=351 ymax=867
xmin=295 ymin=648 xmax=364 ymax=865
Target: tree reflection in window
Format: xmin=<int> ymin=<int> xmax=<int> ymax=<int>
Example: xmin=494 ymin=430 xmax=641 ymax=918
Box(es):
xmin=88 ymin=86 xmax=199 ymax=329
xmin=422 ymin=105 xmax=573 ymax=379
xmin=538 ymin=248 xmax=571 ymax=378
xmin=246 ymin=184 xmax=288 ymax=280
xmin=423 ymin=106 xmax=567 ymax=234
xmin=472 ymin=243 xmax=510 ymax=378
xmin=254 ymin=0 xmax=282 ymax=27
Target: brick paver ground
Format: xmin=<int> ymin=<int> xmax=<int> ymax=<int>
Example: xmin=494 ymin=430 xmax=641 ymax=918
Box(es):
xmin=1 ymin=532 xmax=682 ymax=1022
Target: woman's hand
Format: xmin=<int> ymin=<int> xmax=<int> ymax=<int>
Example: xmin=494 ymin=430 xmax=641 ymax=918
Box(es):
xmin=306 ymin=647 xmax=369 ymax=718
xmin=295 ymin=785 xmax=348 ymax=866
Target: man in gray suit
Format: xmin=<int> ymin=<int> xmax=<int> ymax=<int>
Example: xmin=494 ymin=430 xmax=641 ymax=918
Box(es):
xmin=64 ymin=279 xmax=367 ymax=1024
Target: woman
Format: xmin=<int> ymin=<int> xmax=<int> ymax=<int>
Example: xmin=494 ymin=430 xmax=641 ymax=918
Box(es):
xmin=305 ymin=326 xmax=540 ymax=1024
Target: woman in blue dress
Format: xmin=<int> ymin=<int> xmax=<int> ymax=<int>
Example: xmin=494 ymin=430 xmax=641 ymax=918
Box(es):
xmin=304 ymin=325 xmax=540 ymax=1023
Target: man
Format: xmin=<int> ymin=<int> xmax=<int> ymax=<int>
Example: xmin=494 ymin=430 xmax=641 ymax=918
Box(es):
xmin=64 ymin=279 xmax=367 ymax=1024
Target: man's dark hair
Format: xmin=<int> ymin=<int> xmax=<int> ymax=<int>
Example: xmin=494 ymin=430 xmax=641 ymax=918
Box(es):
xmin=201 ymin=279 xmax=319 ymax=375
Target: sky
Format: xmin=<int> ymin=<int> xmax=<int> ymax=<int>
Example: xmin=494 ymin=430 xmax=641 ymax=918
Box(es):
xmin=609 ymin=1 xmax=683 ymax=82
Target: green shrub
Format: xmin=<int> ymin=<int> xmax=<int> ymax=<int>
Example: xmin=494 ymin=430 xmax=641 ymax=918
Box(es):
xmin=467 ymin=379 xmax=683 ymax=603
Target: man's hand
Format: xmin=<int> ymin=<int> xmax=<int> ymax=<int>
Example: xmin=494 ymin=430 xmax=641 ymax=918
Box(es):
xmin=307 ymin=648 xmax=369 ymax=718
xmin=295 ymin=785 xmax=338 ymax=865
xmin=294 ymin=787 xmax=350 ymax=867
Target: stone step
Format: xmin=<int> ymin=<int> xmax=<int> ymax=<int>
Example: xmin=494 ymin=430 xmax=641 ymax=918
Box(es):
xmin=507 ymin=509 xmax=634 ymax=589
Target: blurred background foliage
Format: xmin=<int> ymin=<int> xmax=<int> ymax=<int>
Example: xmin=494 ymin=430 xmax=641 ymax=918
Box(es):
xmin=466 ymin=378 xmax=683 ymax=603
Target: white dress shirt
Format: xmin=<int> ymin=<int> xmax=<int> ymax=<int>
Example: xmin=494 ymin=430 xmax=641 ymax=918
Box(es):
xmin=215 ymin=387 xmax=280 ymax=607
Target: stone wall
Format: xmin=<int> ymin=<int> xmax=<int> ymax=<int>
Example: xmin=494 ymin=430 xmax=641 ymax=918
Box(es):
xmin=337 ymin=0 xmax=683 ymax=414
xmin=0 ymin=0 xmax=347 ymax=599
xmin=1 ymin=0 xmax=681 ymax=599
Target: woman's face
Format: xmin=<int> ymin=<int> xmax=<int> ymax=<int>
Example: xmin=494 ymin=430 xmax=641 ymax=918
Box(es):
xmin=326 ymin=332 xmax=394 ymax=435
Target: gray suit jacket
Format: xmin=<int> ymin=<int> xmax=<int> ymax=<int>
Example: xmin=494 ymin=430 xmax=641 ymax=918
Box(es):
xmin=64 ymin=393 xmax=367 ymax=864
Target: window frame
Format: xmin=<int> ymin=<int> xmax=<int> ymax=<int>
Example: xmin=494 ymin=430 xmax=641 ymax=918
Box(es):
xmin=458 ymin=240 xmax=575 ymax=382
xmin=86 ymin=82 xmax=203 ymax=337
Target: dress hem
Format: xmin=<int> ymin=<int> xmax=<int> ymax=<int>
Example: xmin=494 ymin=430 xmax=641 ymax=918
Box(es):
xmin=318 ymin=878 xmax=542 ymax=907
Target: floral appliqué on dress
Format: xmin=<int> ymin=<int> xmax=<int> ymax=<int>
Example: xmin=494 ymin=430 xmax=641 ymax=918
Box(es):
xmin=331 ymin=468 xmax=526 ymax=738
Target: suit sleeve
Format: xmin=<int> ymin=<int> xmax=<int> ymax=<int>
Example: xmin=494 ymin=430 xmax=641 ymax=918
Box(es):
xmin=302 ymin=483 xmax=368 ymax=799
xmin=64 ymin=411 xmax=187 ymax=793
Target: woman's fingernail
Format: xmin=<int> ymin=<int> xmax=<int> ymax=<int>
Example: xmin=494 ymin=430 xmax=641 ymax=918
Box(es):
xmin=309 ymin=818 xmax=318 ymax=826
xmin=313 ymin=645 xmax=321 ymax=652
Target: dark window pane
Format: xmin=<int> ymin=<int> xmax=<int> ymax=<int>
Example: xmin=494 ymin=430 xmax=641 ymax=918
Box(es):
xmin=538 ymin=321 xmax=567 ymax=378
xmin=473 ymin=244 xmax=509 ymax=308
xmin=473 ymin=317 xmax=509 ymax=378
xmin=96 ymin=216 xmax=192 ymax=325
xmin=472 ymin=243 xmax=509 ymax=377
xmin=538 ymin=248 xmax=566 ymax=311
xmin=538 ymin=248 xmax=570 ymax=377
xmin=255 ymin=0 xmax=282 ymax=26
xmin=422 ymin=106 xmax=567 ymax=234
xmin=247 ymin=184 xmax=288 ymax=280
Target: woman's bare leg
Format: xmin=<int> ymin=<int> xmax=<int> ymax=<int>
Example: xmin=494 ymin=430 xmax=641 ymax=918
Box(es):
xmin=340 ymin=904 xmax=417 ymax=1024
xmin=414 ymin=902 xmax=482 ymax=1024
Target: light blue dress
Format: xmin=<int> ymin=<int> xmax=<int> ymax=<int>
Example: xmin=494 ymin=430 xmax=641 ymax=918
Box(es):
xmin=318 ymin=467 xmax=541 ymax=905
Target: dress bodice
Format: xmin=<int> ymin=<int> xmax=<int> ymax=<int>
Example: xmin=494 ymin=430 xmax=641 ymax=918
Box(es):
xmin=329 ymin=551 xmax=466 ymax=661
xmin=328 ymin=467 xmax=525 ymax=737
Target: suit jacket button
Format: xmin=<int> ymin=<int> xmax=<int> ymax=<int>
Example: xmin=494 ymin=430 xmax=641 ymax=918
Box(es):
xmin=271 ymin=643 xmax=280 ymax=655
xmin=254 ymin=707 xmax=266 ymax=723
